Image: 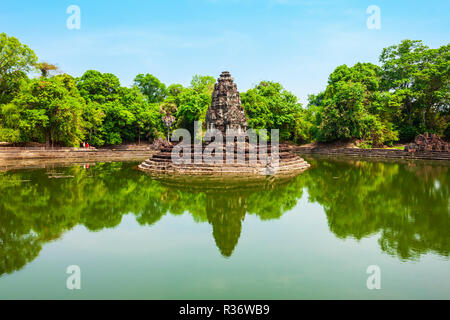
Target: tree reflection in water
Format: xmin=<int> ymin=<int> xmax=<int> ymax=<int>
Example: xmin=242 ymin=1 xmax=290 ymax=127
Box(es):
xmin=0 ymin=158 xmax=448 ymax=277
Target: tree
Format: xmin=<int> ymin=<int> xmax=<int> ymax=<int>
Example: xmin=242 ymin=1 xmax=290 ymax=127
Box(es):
xmin=165 ymin=83 xmax=185 ymax=109
xmin=134 ymin=73 xmax=167 ymax=103
xmin=77 ymin=70 xmax=121 ymax=104
xmin=316 ymin=63 xmax=398 ymax=146
xmin=118 ymin=86 xmax=162 ymax=144
xmin=319 ymin=81 xmax=366 ymax=141
xmin=380 ymin=40 xmax=449 ymax=140
xmin=190 ymin=75 xmax=215 ymax=93
xmin=3 ymin=74 xmax=85 ymax=147
xmin=167 ymin=83 xmax=184 ymax=98
xmin=241 ymin=81 xmax=303 ymax=141
xmin=175 ymin=75 xmax=215 ymax=133
xmin=77 ymin=70 xmax=162 ymax=146
xmin=0 ymin=33 xmax=37 ymax=105
xmin=36 ymin=62 xmax=58 ymax=78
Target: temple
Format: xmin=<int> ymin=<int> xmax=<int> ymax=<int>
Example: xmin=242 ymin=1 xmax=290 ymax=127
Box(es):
xmin=138 ymin=71 xmax=310 ymax=176
xmin=206 ymin=71 xmax=247 ymax=134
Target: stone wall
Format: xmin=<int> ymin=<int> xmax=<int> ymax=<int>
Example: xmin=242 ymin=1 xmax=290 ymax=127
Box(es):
xmin=404 ymin=133 xmax=449 ymax=152
xmin=0 ymin=149 xmax=154 ymax=171
xmin=294 ymin=147 xmax=450 ymax=161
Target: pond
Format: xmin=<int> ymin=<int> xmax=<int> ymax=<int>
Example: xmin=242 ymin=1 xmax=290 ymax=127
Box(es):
xmin=0 ymin=157 xmax=449 ymax=299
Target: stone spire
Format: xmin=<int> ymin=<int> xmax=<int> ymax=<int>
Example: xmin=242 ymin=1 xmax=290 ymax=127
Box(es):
xmin=206 ymin=71 xmax=248 ymax=135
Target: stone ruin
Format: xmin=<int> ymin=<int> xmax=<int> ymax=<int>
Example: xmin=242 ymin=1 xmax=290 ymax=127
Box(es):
xmin=152 ymin=137 xmax=172 ymax=150
xmin=404 ymin=133 xmax=449 ymax=152
xmin=206 ymin=71 xmax=247 ymax=135
xmin=139 ymin=71 xmax=310 ymax=176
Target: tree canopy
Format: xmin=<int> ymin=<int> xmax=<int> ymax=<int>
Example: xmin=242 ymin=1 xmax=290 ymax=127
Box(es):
xmin=380 ymin=40 xmax=449 ymax=140
xmin=2 ymin=75 xmax=85 ymax=147
xmin=312 ymin=63 xmax=398 ymax=147
xmin=241 ymin=81 xmax=304 ymax=142
xmin=0 ymin=33 xmax=37 ymax=105
xmin=134 ymin=73 xmax=167 ymax=103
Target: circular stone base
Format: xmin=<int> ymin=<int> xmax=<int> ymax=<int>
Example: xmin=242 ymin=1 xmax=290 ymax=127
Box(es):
xmin=138 ymin=144 xmax=310 ymax=177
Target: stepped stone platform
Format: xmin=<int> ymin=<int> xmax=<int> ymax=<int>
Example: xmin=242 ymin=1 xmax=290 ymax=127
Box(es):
xmin=138 ymin=143 xmax=310 ymax=176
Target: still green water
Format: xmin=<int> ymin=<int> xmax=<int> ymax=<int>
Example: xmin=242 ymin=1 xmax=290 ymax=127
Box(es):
xmin=0 ymin=157 xmax=449 ymax=299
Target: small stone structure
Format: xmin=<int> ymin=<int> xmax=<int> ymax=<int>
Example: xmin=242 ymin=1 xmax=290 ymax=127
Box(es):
xmin=139 ymin=71 xmax=310 ymax=176
xmin=405 ymin=133 xmax=449 ymax=152
xmin=152 ymin=137 xmax=172 ymax=150
xmin=206 ymin=71 xmax=247 ymax=134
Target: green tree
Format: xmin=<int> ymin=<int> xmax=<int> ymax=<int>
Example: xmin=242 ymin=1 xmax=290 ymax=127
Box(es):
xmin=77 ymin=70 xmax=162 ymax=146
xmin=3 ymin=74 xmax=85 ymax=147
xmin=241 ymin=81 xmax=304 ymax=141
xmin=134 ymin=73 xmax=167 ymax=103
xmin=316 ymin=63 xmax=398 ymax=146
xmin=0 ymin=33 xmax=37 ymax=105
xmin=380 ymin=40 xmax=449 ymax=140
xmin=175 ymin=75 xmax=215 ymax=133
xmin=190 ymin=75 xmax=215 ymax=93
xmin=118 ymin=86 xmax=162 ymax=144
xmin=36 ymin=62 xmax=58 ymax=78
xmin=167 ymin=83 xmax=184 ymax=98
xmin=77 ymin=70 xmax=121 ymax=104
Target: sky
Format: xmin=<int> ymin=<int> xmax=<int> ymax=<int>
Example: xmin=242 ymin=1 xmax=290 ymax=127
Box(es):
xmin=1 ymin=0 xmax=449 ymax=104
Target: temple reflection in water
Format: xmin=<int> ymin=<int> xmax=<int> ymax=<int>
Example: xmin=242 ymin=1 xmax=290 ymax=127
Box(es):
xmin=0 ymin=158 xmax=449 ymax=277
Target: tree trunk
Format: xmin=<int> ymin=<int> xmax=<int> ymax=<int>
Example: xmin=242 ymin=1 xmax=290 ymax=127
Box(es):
xmin=138 ymin=126 xmax=141 ymax=146
xmin=45 ymin=133 xmax=50 ymax=150
xmin=406 ymin=98 xmax=413 ymax=127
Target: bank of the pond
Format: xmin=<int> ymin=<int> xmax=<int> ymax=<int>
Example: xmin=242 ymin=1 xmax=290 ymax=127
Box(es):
xmin=294 ymin=146 xmax=450 ymax=161
xmin=1 ymin=145 xmax=449 ymax=171
xmin=0 ymin=147 xmax=154 ymax=171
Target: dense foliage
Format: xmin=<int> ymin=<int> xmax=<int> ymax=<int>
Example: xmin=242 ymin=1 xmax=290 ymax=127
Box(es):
xmin=3 ymin=74 xmax=85 ymax=146
xmin=0 ymin=32 xmax=448 ymax=147
xmin=310 ymin=63 xmax=399 ymax=147
xmin=241 ymin=81 xmax=306 ymax=142
xmin=308 ymin=40 xmax=449 ymax=146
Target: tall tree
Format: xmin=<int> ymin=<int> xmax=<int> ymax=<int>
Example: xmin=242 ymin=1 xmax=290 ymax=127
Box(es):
xmin=316 ymin=63 xmax=398 ymax=146
xmin=175 ymin=75 xmax=215 ymax=133
xmin=0 ymin=33 xmax=37 ymax=105
xmin=134 ymin=74 xmax=167 ymax=103
xmin=77 ymin=70 xmax=121 ymax=103
xmin=241 ymin=81 xmax=303 ymax=141
xmin=77 ymin=70 xmax=162 ymax=146
xmin=380 ymin=40 xmax=449 ymax=140
xmin=3 ymin=74 xmax=85 ymax=147
xmin=36 ymin=62 xmax=58 ymax=78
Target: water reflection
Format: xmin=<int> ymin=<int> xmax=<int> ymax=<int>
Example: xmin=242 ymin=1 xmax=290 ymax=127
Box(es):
xmin=305 ymin=158 xmax=449 ymax=261
xmin=0 ymin=158 xmax=448 ymax=277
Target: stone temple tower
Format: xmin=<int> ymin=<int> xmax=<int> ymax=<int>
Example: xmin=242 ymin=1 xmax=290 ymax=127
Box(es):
xmin=206 ymin=71 xmax=248 ymax=135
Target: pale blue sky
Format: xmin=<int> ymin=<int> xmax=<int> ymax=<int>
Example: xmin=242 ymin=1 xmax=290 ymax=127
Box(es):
xmin=1 ymin=0 xmax=449 ymax=104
